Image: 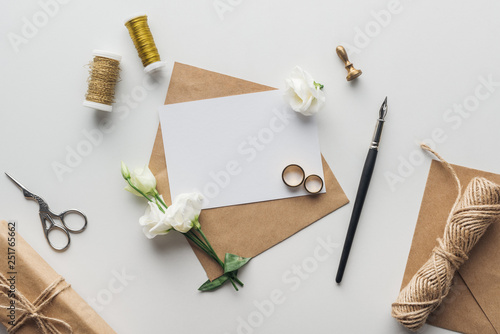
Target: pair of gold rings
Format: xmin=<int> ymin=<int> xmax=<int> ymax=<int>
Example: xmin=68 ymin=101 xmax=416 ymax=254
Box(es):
xmin=282 ymin=164 xmax=324 ymax=194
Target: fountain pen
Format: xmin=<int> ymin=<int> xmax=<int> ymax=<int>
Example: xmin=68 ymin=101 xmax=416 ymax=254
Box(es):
xmin=336 ymin=97 xmax=388 ymax=284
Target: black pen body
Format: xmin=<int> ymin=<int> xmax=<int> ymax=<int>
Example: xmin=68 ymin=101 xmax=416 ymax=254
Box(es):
xmin=336 ymin=97 xmax=387 ymax=284
xmin=336 ymin=148 xmax=378 ymax=283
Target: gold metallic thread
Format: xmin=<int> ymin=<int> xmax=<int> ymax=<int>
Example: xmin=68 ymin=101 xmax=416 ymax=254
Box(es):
xmin=125 ymin=15 xmax=161 ymax=67
xmin=85 ymin=56 xmax=120 ymax=106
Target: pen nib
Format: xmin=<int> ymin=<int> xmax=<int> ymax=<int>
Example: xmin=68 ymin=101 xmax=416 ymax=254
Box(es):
xmin=379 ymin=96 xmax=388 ymax=120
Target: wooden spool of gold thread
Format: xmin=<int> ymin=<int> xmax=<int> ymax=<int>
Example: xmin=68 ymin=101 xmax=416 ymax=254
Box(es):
xmin=125 ymin=14 xmax=165 ymax=74
xmin=83 ymin=50 xmax=121 ymax=112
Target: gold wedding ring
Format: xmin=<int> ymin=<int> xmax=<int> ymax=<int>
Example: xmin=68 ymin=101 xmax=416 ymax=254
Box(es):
xmin=304 ymin=174 xmax=324 ymax=194
xmin=282 ymin=164 xmax=324 ymax=194
xmin=282 ymin=164 xmax=305 ymax=187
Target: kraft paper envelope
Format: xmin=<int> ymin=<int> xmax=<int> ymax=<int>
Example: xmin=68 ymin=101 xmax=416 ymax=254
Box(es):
xmin=149 ymin=62 xmax=349 ymax=280
xmin=400 ymin=160 xmax=500 ymax=334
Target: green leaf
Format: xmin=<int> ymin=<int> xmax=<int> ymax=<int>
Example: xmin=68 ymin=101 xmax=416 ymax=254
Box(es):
xmin=313 ymin=81 xmax=324 ymax=90
xmin=224 ymin=253 xmax=252 ymax=274
xmin=198 ymin=275 xmax=229 ymax=291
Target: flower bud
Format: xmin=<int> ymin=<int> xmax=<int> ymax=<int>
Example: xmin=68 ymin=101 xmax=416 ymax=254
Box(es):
xmin=124 ymin=165 xmax=158 ymax=197
xmin=121 ymin=161 xmax=131 ymax=180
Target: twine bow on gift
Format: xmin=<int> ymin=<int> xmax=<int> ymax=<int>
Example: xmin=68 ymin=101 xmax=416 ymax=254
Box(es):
xmin=391 ymin=145 xmax=500 ymax=331
xmin=0 ymin=273 xmax=73 ymax=334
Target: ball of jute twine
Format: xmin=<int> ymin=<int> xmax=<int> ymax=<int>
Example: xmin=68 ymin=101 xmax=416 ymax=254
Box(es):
xmin=391 ymin=144 xmax=500 ymax=331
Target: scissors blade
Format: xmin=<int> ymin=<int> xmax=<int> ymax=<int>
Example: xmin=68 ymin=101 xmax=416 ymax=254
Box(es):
xmin=5 ymin=172 xmax=36 ymax=200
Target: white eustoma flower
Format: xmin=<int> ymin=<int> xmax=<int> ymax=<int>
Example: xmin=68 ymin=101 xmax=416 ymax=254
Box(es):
xmin=124 ymin=165 xmax=157 ymax=197
xmin=165 ymin=193 xmax=203 ymax=233
xmin=283 ymin=66 xmax=325 ymax=116
xmin=139 ymin=200 xmax=172 ymax=239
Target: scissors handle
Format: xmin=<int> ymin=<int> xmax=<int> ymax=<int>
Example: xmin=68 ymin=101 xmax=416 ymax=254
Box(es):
xmin=40 ymin=213 xmax=71 ymax=251
xmin=58 ymin=209 xmax=88 ymax=233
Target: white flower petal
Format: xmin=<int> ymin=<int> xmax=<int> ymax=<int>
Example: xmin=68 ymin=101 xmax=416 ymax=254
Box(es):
xmin=164 ymin=193 xmax=203 ymax=233
xmin=138 ymin=202 xmax=171 ymax=239
xmin=283 ymin=66 xmax=325 ymax=116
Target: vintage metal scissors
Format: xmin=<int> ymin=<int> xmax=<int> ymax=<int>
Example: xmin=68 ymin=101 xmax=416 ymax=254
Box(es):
xmin=5 ymin=173 xmax=87 ymax=251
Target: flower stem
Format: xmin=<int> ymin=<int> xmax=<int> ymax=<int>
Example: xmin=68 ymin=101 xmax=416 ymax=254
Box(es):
xmin=185 ymin=232 xmax=212 ymax=256
xmin=196 ymin=229 xmax=244 ymax=285
xmin=193 ymin=232 xmax=224 ymax=269
xmin=189 ymin=226 xmax=245 ymax=291
xmin=153 ymin=197 xmax=166 ymax=213
xmin=229 ymin=278 xmax=239 ymax=291
xmin=198 ymin=229 xmax=218 ymax=259
xmin=196 ymin=229 xmax=226 ymax=268
xmin=125 ymin=180 xmax=165 ymax=213
xmin=126 ymin=179 xmax=153 ymax=202
xmin=189 ymin=231 xmax=212 ymax=255
xmin=186 ymin=232 xmax=239 ymax=291
xmin=231 ymin=274 xmax=244 ymax=287
xmin=154 ymin=191 xmax=168 ymax=209
xmin=186 ymin=232 xmax=224 ymax=268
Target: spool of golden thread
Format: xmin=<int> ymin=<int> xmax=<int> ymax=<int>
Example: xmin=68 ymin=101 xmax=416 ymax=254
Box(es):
xmin=83 ymin=50 xmax=121 ymax=112
xmin=125 ymin=14 xmax=165 ymax=74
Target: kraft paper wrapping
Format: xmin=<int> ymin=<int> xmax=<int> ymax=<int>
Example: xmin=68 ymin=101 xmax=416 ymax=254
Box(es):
xmin=149 ymin=62 xmax=349 ymax=280
xmin=400 ymin=161 xmax=500 ymax=334
xmin=0 ymin=220 xmax=116 ymax=333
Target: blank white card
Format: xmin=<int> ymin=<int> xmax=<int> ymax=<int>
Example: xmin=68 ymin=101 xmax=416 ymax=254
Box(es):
xmin=159 ymin=90 xmax=325 ymax=209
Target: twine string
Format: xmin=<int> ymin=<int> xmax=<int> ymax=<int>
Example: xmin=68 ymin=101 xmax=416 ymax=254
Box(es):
xmin=391 ymin=144 xmax=500 ymax=331
xmin=125 ymin=15 xmax=161 ymax=67
xmin=0 ymin=273 xmax=72 ymax=334
xmin=85 ymin=55 xmax=120 ymax=106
